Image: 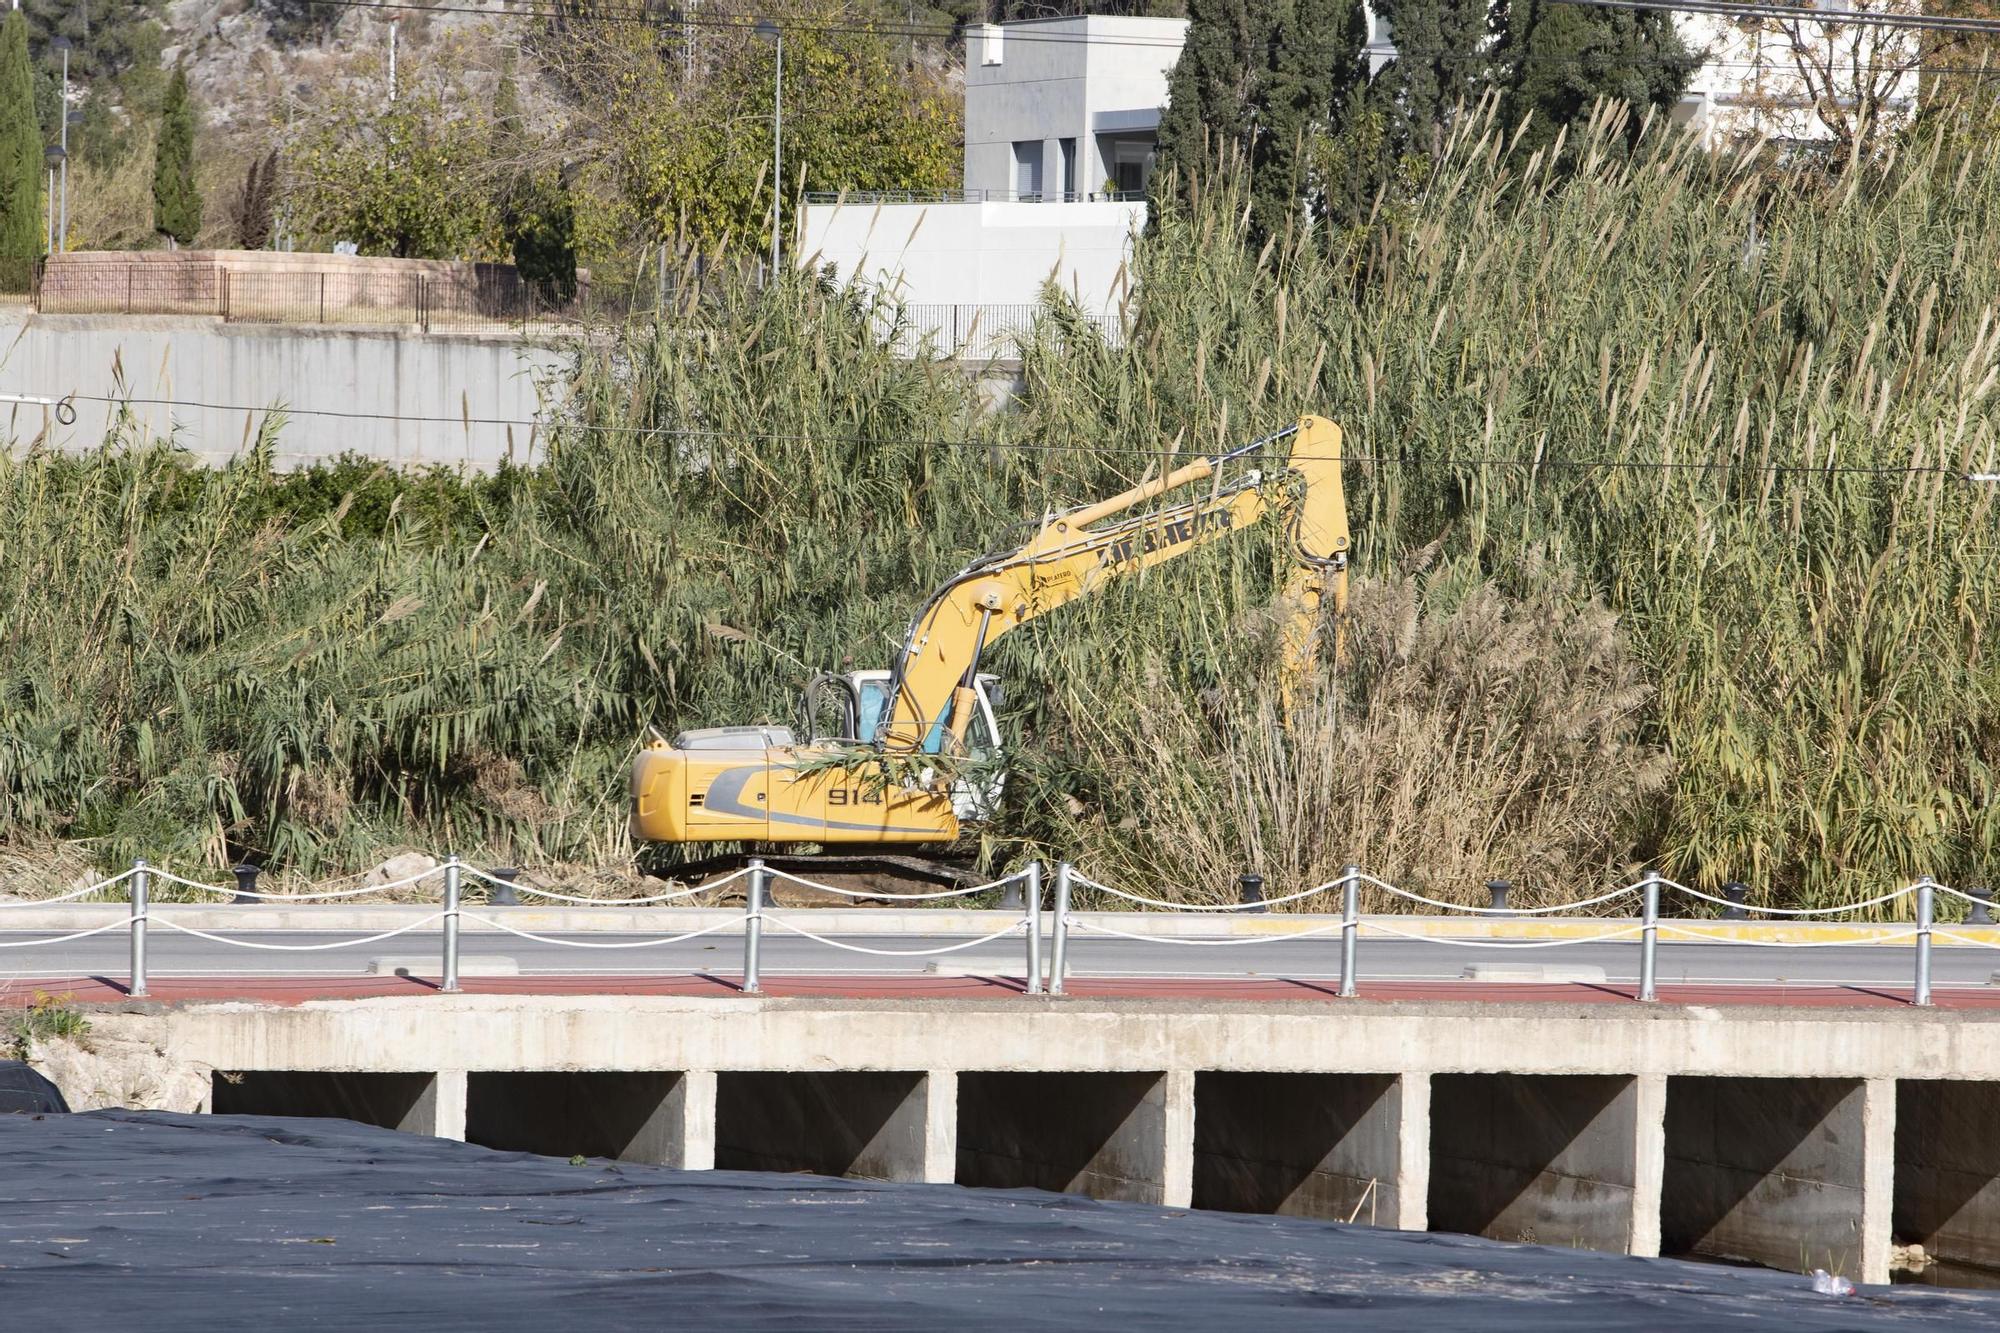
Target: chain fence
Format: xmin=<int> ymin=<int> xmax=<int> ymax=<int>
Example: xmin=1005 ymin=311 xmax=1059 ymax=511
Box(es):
xmin=0 ymin=858 xmax=1991 ymax=1006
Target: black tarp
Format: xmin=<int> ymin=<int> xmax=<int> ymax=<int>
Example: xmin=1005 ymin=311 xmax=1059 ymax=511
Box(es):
xmin=0 ymin=1059 xmax=67 ymax=1114
xmin=1 ymin=1110 xmax=1994 ymax=1331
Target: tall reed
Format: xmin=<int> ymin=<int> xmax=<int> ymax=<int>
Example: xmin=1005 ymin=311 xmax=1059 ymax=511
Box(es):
xmin=4 ymin=102 xmax=1999 ymax=911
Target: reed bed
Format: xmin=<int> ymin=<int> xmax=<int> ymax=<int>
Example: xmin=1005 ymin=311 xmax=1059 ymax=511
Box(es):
xmin=4 ymin=100 xmax=1999 ymax=910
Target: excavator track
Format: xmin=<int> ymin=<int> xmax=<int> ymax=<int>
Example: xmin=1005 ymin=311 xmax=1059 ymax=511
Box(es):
xmin=646 ymin=852 xmax=998 ymax=906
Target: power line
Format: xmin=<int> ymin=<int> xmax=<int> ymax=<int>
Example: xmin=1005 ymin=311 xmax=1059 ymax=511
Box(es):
xmin=26 ymin=390 xmax=1990 ymax=479
xmin=1549 ymin=0 xmax=2000 ymax=39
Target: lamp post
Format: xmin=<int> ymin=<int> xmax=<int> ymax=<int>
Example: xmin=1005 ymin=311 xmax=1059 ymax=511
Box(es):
xmin=42 ymin=144 xmax=61 ymax=257
xmin=755 ymin=19 xmax=782 ymax=281
xmin=50 ymin=37 xmax=70 ymax=252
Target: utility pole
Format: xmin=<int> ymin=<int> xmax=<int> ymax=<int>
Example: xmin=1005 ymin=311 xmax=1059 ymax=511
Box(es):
xmin=52 ymin=37 xmax=69 ymax=251
xmin=389 ymin=20 xmax=398 ymax=101
xmin=682 ymin=0 xmax=697 ymax=82
xmin=756 ymin=20 xmax=782 ymax=280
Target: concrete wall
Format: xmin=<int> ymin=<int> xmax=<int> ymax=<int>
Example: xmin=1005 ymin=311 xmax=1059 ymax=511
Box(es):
xmin=1895 ymin=1080 xmax=2000 ymax=1286
xmin=799 ymin=201 xmax=1142 ymax=317
xmin=1429 ymin=1073 xmax=1640 ymax=1254
xmin=0 ymin=314 xmax=564 ymax=470
xmin=715 ymin=1071 xmax=934 ymax=1182
xmin=1661 ymin=1076 xmax=1881 ymax=1276
xmin=108 ymin=996 xmax=2000 ymax=1289
xmin=1192 ymin=1072 xmax=1412 ymax=1225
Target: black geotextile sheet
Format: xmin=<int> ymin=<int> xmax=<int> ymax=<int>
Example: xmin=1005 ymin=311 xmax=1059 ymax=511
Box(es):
xmin=0 ymin=1112 xmax=1994 ymax=1332
xmin=0 ymin=1060 xmax=67 ymax=1113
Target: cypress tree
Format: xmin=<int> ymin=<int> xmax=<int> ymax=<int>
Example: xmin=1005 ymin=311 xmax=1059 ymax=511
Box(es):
xmin=234 ymin=150 xmax=277 ymax=250
xmin=1256 ymin=0 xmax=1363 ymax=243
xmin=1495 ymin=0 xmax=1698 ymax=154
xmin=0 ymin=11 xmax=42 ymax=275
xmin=1373 ymin=0 xmax=1492 ymax=159
xmin=153 ymin=66 xmax=201 ymax=246
xmin=1156 ymin=0 xmax=1272 ymax=196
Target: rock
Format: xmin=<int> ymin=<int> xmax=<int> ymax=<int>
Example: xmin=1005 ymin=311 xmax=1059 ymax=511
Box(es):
xmin=30 ymin=1020 xmax=210 ymax=1114
xmin=366 ymin=853 xmax=439 ymax=888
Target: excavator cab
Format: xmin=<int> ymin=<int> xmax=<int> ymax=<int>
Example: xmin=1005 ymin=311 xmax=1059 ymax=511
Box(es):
xmin=801 ymin=670 xmax=1006 ymax=821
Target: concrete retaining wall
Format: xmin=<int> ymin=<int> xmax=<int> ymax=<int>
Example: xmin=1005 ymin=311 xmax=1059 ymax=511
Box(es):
xmin=0 ymin=314 xmax=565 ymax=470
xmin=63 ymin=995 xmax=2000 ymax=1288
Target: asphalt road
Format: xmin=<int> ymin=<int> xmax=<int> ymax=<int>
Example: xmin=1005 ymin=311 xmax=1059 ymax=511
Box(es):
xmin=2 ymin=927 xmax=1995 ymax=987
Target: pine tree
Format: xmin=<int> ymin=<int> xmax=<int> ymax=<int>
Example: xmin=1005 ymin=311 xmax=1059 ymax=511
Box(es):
xmin=1495 ymin=0 xmax=1698 ymax=154
xmin=0 ymin=11 xmax=42 ymax=276
xmin=153 ymin=65 xmax=201 ymax=246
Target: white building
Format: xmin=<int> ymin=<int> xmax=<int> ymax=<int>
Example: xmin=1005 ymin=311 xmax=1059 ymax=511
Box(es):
xmin=800 ymin=16 xmax=1189 ymax=355
xmin=962 ymin=16 xmax=1189 ymax=201
xmin=1673 ymin=10 xmax=1922 ymax=147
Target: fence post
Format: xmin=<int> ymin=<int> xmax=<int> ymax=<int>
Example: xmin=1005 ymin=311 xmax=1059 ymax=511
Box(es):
xmin=441 ymin=854 xmax=462 ymax=994
xmin=1339 ymin=863 xmax=1360 ymax=998
xmin=319 ymin=271 xmax=326 ymax=324
xmin=1049 ymin=861 xmax=1072 ymax=996
xmin=1915 ymin=875 xmax=1935 ymax=1007
xmin=219 ymin=267 xmax=230 ymax=319
xmin=1024 ymin=861 xmax=1043 ymax=996
xmin=125 ymin=264 xmax=133 ymax=315
xmin=743 ymin=857 xmax=766 ymax=994
xmin=1638 ymin=869 xmax=1660 ymax=1002
xmin=128 ymin=859 xmax=149 ymax=999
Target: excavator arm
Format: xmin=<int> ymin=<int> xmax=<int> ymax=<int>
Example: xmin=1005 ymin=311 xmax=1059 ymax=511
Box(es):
xmin=877 ymin=414 xmax=1350 ymax=753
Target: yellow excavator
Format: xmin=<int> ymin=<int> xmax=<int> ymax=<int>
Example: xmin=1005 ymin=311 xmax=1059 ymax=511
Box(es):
xmin=629 ymin=415 xmax=1349 ymax=872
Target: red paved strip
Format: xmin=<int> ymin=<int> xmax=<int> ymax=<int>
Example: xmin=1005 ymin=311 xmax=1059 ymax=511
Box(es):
xmin=5 ymin=973 xmax=2000 ymax=1009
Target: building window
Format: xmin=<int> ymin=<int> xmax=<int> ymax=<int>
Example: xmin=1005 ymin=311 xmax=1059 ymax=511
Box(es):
xmin=1013 ymin=140 xmax=1043 ymax=200
xmin=1109 ymin=138 xmax=1153 ymax=195
xmin=1060 ymin=138 xmax=1077 ymax=200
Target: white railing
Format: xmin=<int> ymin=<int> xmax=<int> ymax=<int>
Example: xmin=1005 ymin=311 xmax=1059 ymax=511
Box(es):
xmin=0 ymin=858 xmax=1992 ymax=1005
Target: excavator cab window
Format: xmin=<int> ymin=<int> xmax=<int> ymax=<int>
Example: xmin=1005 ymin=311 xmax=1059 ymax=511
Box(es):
xmin=856 ymin=677 xmax=997 ymax=756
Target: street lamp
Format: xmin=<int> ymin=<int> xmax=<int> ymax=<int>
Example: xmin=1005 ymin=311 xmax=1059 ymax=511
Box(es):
xmin=50 ymin=37 xmax=70 ymax=251
xmin=41 ymin=144 xmax=62 ymax=256
xmin=755 ymin=19 xmax=782 ymax=280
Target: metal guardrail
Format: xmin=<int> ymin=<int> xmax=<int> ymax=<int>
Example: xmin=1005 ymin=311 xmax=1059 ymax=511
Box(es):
xmin=0 ymin=859 xmax=1991 ymax=1004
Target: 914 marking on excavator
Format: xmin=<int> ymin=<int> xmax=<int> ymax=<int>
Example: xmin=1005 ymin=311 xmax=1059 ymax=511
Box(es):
xmin=1095 ymin=505 xmax=1235 ymax=569
xmin=825 ymin=787 xmax=885 ymax=807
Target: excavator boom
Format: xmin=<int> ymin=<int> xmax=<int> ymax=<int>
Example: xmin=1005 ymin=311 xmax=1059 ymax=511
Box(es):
xmin=878 ymin=414 xmax=1349 ymax=751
